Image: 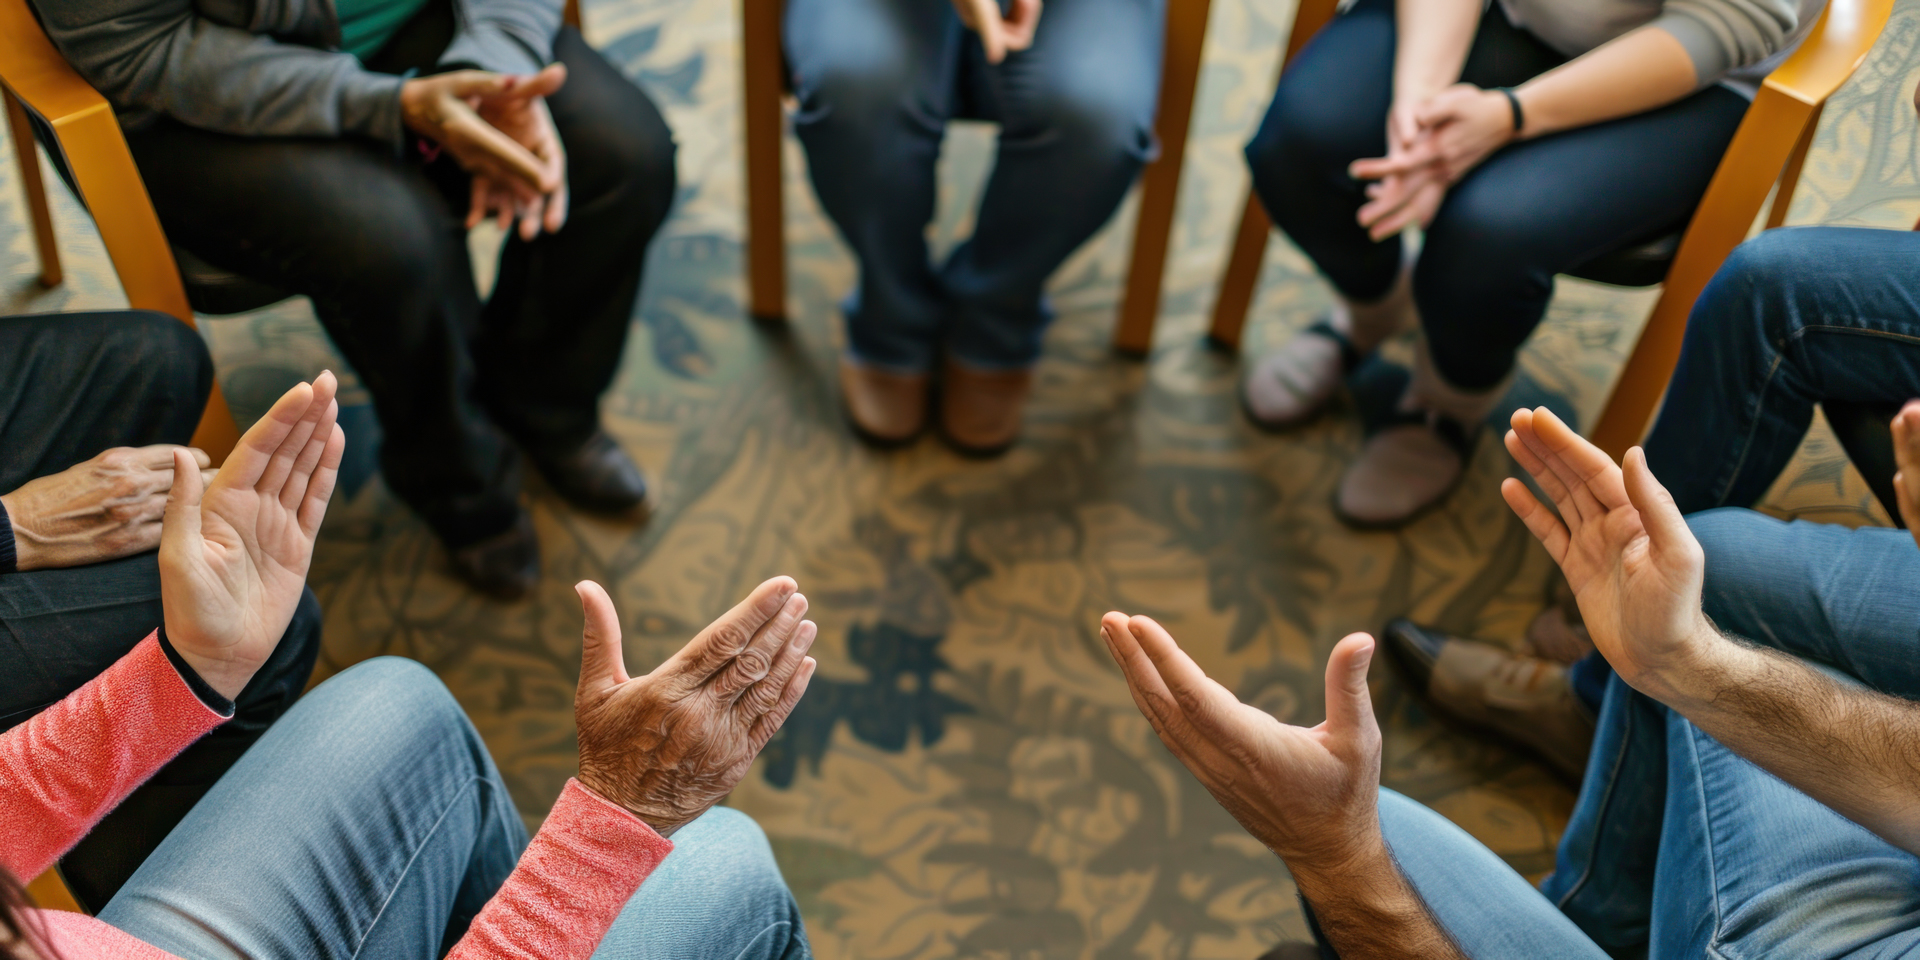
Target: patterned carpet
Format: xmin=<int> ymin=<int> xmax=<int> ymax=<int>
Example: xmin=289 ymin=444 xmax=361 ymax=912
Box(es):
xmin=5 ymin=0 xmax=1920 ymax=955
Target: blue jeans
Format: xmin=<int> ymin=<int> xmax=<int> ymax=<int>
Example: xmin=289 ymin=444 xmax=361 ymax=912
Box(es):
xmin=1359 ymin=510 xmax=1920 ymax=958
xmin=96 ymin=658 xmax=811 ymax=960
xmin=783 ymin=0 xmax=1161 ymax=371
xmin=1569 ymin=225 xmax=1920 ymax=713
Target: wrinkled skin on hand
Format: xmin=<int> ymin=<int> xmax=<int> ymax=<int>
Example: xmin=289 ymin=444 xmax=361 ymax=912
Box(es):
xmin=1 ymin=445 xmax=214 ymax=571
xmin=573 ymin=577 xmax=818 ymax=837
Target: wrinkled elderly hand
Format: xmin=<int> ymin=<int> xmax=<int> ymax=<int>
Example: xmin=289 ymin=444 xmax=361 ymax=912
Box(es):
xmin=574 ymin=577 xmax=818 ymax=837
xmin=1 ymin=445 xmax=215 ymax=571
xmin=162 ymin=372 xmax=345 ymax=700
xmin=1500 ymin=407 xmax=1712 ymax=698
xmin=1100 ymin=612 xmax=1384 ymax=875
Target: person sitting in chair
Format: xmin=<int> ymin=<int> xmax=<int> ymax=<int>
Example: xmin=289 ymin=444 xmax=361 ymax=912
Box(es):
xmin=0 ymin=372 xmax=818 ymax=960
xmin=784 ymin=0 xmax=1164 ymax=455
xmin=31 ymin=0 xmax=678 ymax=598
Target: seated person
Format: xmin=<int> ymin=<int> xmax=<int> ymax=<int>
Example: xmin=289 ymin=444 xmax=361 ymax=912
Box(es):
xmin=785 ymin=0 xmax=1163 ymax=455
xmin=0 ymin=373 xmax=818 ymax=960
xmin=1237 ymin=0 xmax=1821 ymax=528
xmin=0 ymin=310 xmax=321 ymax=911
xmin=33 ymin=0 xmax=679 ymax=599
xmin=1384 ymin=224 xmax=1920 ymax=781
xmin=1100 ymin=405 xmax=1920 ymax=957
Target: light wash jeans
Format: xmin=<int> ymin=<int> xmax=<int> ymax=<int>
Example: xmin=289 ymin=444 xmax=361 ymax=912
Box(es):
xmin=95 ymin=658 xmax=811 ymax=960
xmin=1345 ymin=510 xmax=1920 ymax=958
xmin=783 ymin=0 xmax=1162 ymax=371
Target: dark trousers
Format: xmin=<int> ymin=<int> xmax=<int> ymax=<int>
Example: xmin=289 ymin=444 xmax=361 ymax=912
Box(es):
xmin=124 ymin=15 xmax=677 ymax=548
xmin=0 ymin=311 xmax=324 ymax=912
xmin=1245 ymin=0 xmax=1750 ymax=390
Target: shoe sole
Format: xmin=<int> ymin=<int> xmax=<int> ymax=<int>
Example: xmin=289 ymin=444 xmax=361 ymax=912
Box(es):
xmin=1376 ymin=635 xmax=1588 ymax=785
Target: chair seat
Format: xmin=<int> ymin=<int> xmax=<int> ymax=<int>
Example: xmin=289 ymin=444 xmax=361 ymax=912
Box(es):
xmin=172 ymin=246 xmax=294 ymax=315
xmin=1566 ymin=231 xmax=1680 ymax=288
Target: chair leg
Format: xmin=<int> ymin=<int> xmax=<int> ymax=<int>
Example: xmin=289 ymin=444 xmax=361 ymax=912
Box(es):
xmin=1207 ymin=192 xmax=1269 ymax=351
xmin=741 ymin=0 xmax=786 ymax=323
xmin=1112 ymin=0 xmax=1213 ymax=357
xmin=1588 ymin=86 xmax=1819 ymax=460
xmin=1764 ymin=100 xmax=1821 ymax=231
xmin=5 ymin=86 xmax=62 ymax=288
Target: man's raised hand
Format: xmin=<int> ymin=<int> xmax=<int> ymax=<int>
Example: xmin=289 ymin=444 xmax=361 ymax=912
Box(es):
xmin=1499 ymin=407 xmax=1711 ymax=695
xmin=160 ymin=372 xmax=344 ymax=700
xmin=574 ymin=577 xmax=818 ymax=837
xmin=1100 ymin=612 xmax=1385 ymax=874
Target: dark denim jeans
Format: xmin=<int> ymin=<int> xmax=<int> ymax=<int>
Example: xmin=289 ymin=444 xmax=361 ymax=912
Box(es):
xmin=0 ymin=311 xmax=322 ymax=910
xmin=100 ymin=658 xmax=810 ymax=960
xmin=783 ymin=0 xmax=1162 ymax=371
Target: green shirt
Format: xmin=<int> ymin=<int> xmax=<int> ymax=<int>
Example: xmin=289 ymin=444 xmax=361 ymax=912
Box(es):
xmin=336 ymin=0 xmax=430 ymax=61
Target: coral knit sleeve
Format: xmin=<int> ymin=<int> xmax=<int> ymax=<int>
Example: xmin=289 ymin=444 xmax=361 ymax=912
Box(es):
xmin=0 ymin=631 xmax=227 ymax=881
xmin=446 ymin=780 xmax=675 ymax=960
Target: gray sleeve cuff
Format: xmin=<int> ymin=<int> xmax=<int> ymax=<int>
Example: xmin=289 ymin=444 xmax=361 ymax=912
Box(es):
xmin=340 ymin=70 xmax=410 ymax=151
xmin=438 ymin=24 xmax=548 ymax=76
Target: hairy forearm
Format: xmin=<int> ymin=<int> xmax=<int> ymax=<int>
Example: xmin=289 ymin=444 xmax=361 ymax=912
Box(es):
xmin=1393 ymin=0 xmax=1481 ymax=102
xmin=1513 ymin=27 xmax=1697 ymax=139
xmin=1653 ymin=630 xmax=1920 ymax=856
xmin=1289 ymin=839 xmax=1468 ymax=960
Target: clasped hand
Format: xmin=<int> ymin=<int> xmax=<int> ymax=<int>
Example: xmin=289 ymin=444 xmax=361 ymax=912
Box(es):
xmin=950 ymin=0 xmax=1041 ymax=64
xmin=1 ymin=445 xmax=215 ymax=571
xmin=400 ymin=65 xmax=571 ymax=241
xmin=573 ymin=577 xmax=818 ymax=837
xmin=1351 ymin=84 xmax=1517 ymax=241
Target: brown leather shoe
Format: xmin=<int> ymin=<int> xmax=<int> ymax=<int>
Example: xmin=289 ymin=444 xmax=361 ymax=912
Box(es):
xmin=1383 ymin=618 xmax=1595 ymax=782
xmin=839 ymin=356 xmax=929 ymax=446
xmin=938 ymin=358 xmax=1032 ymax=457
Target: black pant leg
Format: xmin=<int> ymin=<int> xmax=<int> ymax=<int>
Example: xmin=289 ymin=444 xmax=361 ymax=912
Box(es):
xmin=0 ymin=311 xmax=212 ymax=492
xmin=0 ymin=556 xmax=323 ymax=910
xmin=125 ymin=124 xmax=524 ymax=548
xmin=474 ymin=26 xmax=678 ymax=454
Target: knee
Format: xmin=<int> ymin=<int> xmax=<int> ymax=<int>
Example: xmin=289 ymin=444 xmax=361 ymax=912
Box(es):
xmin=1015 ymin=81 xmax=1155 ymax=170
xmin=306 ymin=657 xmax=470 ymax=751
xmin=575 ymin=108 xmax=678 ymax=226
xmin=1245 ymin=79 xmax=1364 ymax=182
xmin=788 ymin=37 xmax=921 ymax=132
xmin=1687 ymin=507 xmax=1784 ymax=616
xmin=669 ymin=807 xmax=795 ymax=902
xmin=107 ymin=310 xmax=212 ymax=384
xmin=1698 ymin=231 xmax=1798 ymax=342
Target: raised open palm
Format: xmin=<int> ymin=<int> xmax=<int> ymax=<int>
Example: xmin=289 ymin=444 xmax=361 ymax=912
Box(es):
xmin=1499 ymin=407 xmax=1710 ymax=692
xmin=160 ymin=372 xmax=345 ymax=699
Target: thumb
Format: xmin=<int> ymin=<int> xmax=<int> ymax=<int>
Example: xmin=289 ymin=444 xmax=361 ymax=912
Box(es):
xmin=519 ymin=63 xmax=568 ymax=97
xmin=1622 ymin=447 xmax=1694 ymax=555
xmin=1323 ymin=633 xmax=1378 ymax=743
xmin=442 ymin=70 xmax=512 ymax=99
xmin=163 ymin=447 xmax=205 ymax=540
xmin=576 ymin=580 xmax=630 ymax=697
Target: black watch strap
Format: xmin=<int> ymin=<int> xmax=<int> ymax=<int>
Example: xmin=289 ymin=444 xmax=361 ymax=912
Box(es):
xmin=1496 ymin=86 xmax=1526 ymax=136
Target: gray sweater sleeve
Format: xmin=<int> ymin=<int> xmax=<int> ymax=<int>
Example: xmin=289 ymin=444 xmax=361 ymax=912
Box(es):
xmin=1651 ymin=0 xmax=1803 ymax=85
xmin=437 ymin=0 xmax=561 ymax=75
xmin=34 ymin=0 xmax=406 ymax=145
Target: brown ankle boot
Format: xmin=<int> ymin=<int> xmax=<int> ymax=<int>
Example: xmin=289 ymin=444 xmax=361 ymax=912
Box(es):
xmin=839 ymin=356 xmax=930 ymax=446
xmin=938 ymin=358 xmax=1033 ymax=457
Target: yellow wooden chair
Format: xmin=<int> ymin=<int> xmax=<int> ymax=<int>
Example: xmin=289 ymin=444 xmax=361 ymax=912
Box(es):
xmin=1205 ymin=0 xmax=1893 ymax=461
xmin=738 ymin=0 xmax=1215 ymax=356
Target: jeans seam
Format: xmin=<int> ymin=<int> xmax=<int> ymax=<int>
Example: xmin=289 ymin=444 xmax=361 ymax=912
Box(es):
xmin=348 ymin=773 xmax=487 ymax=959
xmin=1684 ymin=722 xmax=1731 ymax=956
xmin=1552 ymin=696 xmax=1637 ymax=911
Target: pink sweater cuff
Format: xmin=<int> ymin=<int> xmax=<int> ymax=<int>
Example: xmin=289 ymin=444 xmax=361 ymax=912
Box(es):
xmin=447 ymin=779 xmax=673 ymax=960
xmin=0 ymin=632 xmax=228 ymax=880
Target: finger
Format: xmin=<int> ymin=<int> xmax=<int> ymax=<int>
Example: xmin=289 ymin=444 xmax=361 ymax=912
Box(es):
xmin=254 ymin=371 xmax=338 ymax=498
xmin=1100 ymin=613 xmax=1189 ymax=738
xmin=1503 ymin=415 xmax=1577 ymax=522
xmin=663 ymin=576 xmax=799 ymax=683
xmin=518 ymin=195 xmax=545 ymax=242
xmin=160 ymin=447 xmax=206 ymax=567
xmin=1502 ymin=477 xmax=1571 ymax=561
xmin=1322 ymin=632 xmax=1379 ymax=744
xmin=296 ymin=423 xmax=346 ymax=536
xmin=1622 ymin=447 xmax=1694 ymax=558
xmin=439 ymin=70 xmax=515 ymax=99
xmin=1001 ymin=0 xmax=1040 ymax=48
xmin=1531 ymin=405 xmax=1629 ymax=513
xmin=1126 ymin=615 xmax=1245 ymax=744
xmin=748 ymin=657 xmax=817 ymax=753
xmin=130 ymin=444 xmax=191 ymax=470
xmin=220 ymin=380 xmax=315 ymax=492
xmin=711 ymin=592 xmax=810 ymax=700
xmin=279 ymin=395 xmax=340 ymax=510
xmin=576 ymin=580 xmax=630 ymax=699
xmin=513 ymin=63 xmax=568 ymax=98
xmin=1512 ymin=407 xmax=1609 ymax=524
xmin=467 ymin=177 xmax=490 ymax=230
xmin=445 ymin=112 xmax=552 ymax=191
xmin=965 ymin=0 xmax=1007 ymax=62
xmin=544 ymin=180 xmax=569 ymax=234
xmin=741 ymin=619 xmax=816 ymax=714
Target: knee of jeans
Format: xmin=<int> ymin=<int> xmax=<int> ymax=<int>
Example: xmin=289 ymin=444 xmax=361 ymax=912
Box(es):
xmin=668 ymin=807 xmax=797 ymax=904
xmin=1688 ymin=507 xmax=1781 ymax=611
xmin=1710 ymin=232 xmax=1800 ymax=339
xmin=1245 ymin=79 xmax=1370 ymax=180
xmin=307 ymin=657 xmax=472 ymax=756
xmin=790 ymin=44 xmax=922 ymax=132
